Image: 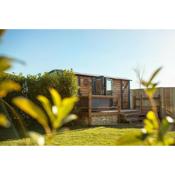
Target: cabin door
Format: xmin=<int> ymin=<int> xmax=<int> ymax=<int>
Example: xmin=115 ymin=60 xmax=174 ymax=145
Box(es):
xmin=92 ymin=76 xmax=105 ymax=95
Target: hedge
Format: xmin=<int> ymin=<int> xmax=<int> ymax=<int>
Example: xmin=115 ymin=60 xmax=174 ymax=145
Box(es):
xmin=2 ymin=69 xmax=78 ymax=99
xmin=0 ymin=69 xmax=78 ymax=137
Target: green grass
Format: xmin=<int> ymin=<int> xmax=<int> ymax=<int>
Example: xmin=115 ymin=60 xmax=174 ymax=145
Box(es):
xmin=0 ymin=125 xmax=175 ymax=146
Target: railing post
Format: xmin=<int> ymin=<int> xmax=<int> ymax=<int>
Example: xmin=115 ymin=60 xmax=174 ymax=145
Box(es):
xmin=88 ymin=87 xmax=92 ymax=126
xmin=117 ymin=94 xmax=121 ymax=113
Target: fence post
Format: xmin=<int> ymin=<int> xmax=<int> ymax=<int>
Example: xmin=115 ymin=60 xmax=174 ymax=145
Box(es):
xmin=133 ymin=95 xmax=136 ymax=109
xmin=158 ymin=94 xmax=161 ymax=118
xmin=140 ymin=94 xmax=143 ymax=112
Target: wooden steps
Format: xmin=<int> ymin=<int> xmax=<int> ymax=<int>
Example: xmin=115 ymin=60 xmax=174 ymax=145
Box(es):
xmin=119 ymin=111 xmax=146 ymax=123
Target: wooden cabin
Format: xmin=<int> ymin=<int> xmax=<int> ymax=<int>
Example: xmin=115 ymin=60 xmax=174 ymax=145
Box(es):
xmin=75 ymin=72 xmax=134 ymax=126
xmin=75 ymin=72 xmax=131 ymax=109
xmin=49 ymin=69 xmax=133 ymax=126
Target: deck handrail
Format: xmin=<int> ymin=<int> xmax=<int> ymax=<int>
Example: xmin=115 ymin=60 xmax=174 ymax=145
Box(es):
xmin=78 ymin=91 xmax=122 ymax=124
xmin=79 ymin=95 xmax=117 ymax=99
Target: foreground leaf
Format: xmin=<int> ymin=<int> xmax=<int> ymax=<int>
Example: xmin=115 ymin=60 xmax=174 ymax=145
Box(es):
xmin=49 ymin=88 xmax=62 ymax=107
xmin=0 ymin=80 xmax=21 ymax=97
xmin=144 ymin=111 xmax=159 ymax=134
xmin=0 ymin=114 xmax=10 ymax=127
xmin=0 ymin=56 xmax=25 ymax=73
xmin=54 ymin=97 xmax=78 ymax=128
xmin=159 ymin=116 xmax=174 ymax=141
xmin=62 ymin=114 xmax=78 ymax=125
xmin=0 ymin=57 xmax=12 ymax=72
xmin=12 ymin=97 xmax=50 ymax=132
xmin=28 ymin=131 xmax=45 ymax=146
xmin=37 ymin=95 xmax=55 ymax=126
xmin=0 ymin=30 xmax=5 ymax=37
xmin=148 ymin=67 xmax=162 ymax=85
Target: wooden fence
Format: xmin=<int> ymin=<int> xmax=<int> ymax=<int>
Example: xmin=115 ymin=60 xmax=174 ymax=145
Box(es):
xmin=131 ymin=88 xmax=175 ymax=118
xmin=132 ymin=94 xmax=161 ymax=115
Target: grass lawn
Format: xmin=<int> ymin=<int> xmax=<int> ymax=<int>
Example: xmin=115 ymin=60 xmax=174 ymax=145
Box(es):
xmin=0 ymin=125 xmax=175 ymax=146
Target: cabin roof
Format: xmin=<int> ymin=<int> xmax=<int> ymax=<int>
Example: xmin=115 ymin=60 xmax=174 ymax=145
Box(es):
xmin=49 ymin=69 xmax=131 ymax=81
xmin=75 ymin=72 xmax=131 ymax=81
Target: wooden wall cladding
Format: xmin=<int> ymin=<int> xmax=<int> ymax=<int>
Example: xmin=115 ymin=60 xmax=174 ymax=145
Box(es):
xmin=78 ymin=76 xmax=92 ymax=96
xmin=77 ymin=75 xmax=130 ymax=109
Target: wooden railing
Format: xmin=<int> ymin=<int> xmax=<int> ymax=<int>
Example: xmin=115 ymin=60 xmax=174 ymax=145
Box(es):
xmin=78 ymin=92 xmax=121 ymax=119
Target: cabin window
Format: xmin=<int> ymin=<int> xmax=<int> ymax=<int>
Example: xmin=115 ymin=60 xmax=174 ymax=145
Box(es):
xmin=92 ymin=76 xmax=105 ymax=95
xmin=106 ymin=79 xmax=112 ymax=95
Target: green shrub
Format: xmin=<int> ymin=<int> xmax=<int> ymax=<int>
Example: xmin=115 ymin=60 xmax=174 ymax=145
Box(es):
xmin=44 ymin=69 xmax=78 ymax=98
xmin=1 ymin=69 xmax=78 ymax=100
xmin=0 ymin=70 xmax=78 ymax=132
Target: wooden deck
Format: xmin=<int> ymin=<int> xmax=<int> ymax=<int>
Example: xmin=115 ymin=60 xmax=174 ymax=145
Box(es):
xmin=91 ymin=109 xmax=146 ymax=124
xmin=77 ymin=90 xmax=150 ymax=126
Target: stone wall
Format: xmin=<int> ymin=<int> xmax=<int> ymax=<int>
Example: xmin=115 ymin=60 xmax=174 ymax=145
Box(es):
xmin=90 ymin=114 xmax=119 ymax=126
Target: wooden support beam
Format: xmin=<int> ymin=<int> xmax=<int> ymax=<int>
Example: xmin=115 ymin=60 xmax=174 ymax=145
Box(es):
xmin=117 ymin=94 xmax=121 ymax=113
xmin=135 ymin=96 xmax=160 ymax=100
xmin=120 ymin=80 xmax=123 ymax=109
xmin=88 ymin=86 xmax=92 ymax=126
xmin=92 ymin=95 xmax=113 ymax=99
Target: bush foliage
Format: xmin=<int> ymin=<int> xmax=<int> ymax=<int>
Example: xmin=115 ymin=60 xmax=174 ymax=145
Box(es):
xmin=0 ymin=70 xmax=78 ymax=133
xmin=1 ymin=70 xmax=78 ymax=101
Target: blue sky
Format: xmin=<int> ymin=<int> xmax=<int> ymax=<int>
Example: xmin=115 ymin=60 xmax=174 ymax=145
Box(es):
xmin=0 ymin=29 xmax=175 ymax=88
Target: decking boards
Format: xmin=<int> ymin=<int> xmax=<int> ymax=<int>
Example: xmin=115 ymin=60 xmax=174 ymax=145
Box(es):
xmin=119 ymin=110 xmax=146 ymax=123
xmin=91 ymin=109 xmax=146 ymax=124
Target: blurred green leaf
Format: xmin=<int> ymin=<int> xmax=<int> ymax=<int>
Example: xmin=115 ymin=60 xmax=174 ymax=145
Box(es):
xmin=62 ymin=114 xmax=77 ymax=125
xmin=147 ymin=111 xmax=159 ymax=128
xmin=28 ymin=131 xmax=45 ymax=146
xmin=48 ymin=88 xmax=78 ymax=128
xmin=54 ymin=96 xmax=78 ymax=128
xmin=61 ymin=97 xmax=78 ymax=118
xmin=37 ymin=95 xmax=55 ymax=127
xmin=141 ymin=80 xmax=149 ymax=87
xmin=144 ymin=119 xmax=154 ymax=133
xmin=0 ymin=29 xmax=5 ymax=37
xmin=148 ymin=67 xmax=162 ymax=85
xmin=138 ymin=67 xmax=175 ymax=145
xmin=145 ymin=88 xmax=156 ymax=98
xmin=0 ymin=57 xmax=12 ymax=72
xmin=12 ymin=97 xmax=50 ymax=132
xmin=0 ymin=113 xmax=10 ymax=128
xmin=159 ymin=116 xmax=174 ymax=141
xmin=13 ymin=88 xmax=78 ymax=134
xmin=163 ymin=135 xmax=175 ymax=146
xmin=144 ymin=111 xmax=159 ymax=134
xmin=0 ymin=56 xmax=25 ymax=73
xmin=0 ymin=80 xmax=21 ymax=97
xmin=49 ymin=88 xmax=61 ymax=107
xmin=141 ymin=67 xmax=162 ymax=98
